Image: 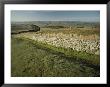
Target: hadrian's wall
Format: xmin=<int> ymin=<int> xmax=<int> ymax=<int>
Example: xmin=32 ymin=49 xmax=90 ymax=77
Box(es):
xmin=32 ymin=33 xmax=100 ymax=55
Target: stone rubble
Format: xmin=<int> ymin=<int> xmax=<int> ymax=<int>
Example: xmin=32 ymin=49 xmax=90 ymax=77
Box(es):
xmin=15 ymin=32 xmax=100 ymax=55
xmin=33 ymin=32 xmax=100 ymax=55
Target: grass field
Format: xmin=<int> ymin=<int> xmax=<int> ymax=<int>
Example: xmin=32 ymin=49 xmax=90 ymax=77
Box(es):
xmin=11 ymin=23 xmax=100 ymax=77
xmin=11 ymin=35 xmax=100 ymax=77
xmin=40 ymin=28 xmax=100 ymax=36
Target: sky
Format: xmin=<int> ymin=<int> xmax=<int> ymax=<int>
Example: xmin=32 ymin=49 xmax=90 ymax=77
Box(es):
xmin=11 ymin=11 xmax=100 ymax=22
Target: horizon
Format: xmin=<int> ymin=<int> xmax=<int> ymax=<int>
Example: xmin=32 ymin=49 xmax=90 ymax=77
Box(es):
xmin=11 ymin=20 xmax=100 ymax=23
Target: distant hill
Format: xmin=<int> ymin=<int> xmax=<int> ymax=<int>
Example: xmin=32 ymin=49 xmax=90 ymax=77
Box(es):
xmin=11 ymin=21 xmax=100 ymax=28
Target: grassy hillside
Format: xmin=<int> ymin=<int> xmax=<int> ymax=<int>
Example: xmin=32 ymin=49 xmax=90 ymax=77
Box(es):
xmin=11 ymin=21 xmax=100 ymax=77
xmin=11 ymin=37 xmax=99 ymax=77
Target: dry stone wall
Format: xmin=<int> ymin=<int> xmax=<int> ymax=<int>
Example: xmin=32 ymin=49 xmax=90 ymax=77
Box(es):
xmin=15 ymin=32 xmax=99 ymax=55
xmin=33 ymin=33 xmax=100 ymax=55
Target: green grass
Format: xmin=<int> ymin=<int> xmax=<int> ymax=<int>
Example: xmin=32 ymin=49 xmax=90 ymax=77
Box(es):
xmin=34 ymin=41 xmax=100 ymax=67
xmin=11 ymin=36 xmax=100 ymax=77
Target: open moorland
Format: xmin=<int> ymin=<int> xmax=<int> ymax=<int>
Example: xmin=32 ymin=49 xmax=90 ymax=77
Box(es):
xmin=11 ymin=21 xmax=100 ymax=77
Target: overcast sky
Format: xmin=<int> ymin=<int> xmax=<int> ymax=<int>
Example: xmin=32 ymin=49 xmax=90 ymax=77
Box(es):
xmin=11 ymin=11 xmax=100 ymax=22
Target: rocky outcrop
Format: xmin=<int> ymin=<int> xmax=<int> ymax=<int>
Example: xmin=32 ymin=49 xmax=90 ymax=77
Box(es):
xmin=11 ymin=24 xmax=40 ymax=34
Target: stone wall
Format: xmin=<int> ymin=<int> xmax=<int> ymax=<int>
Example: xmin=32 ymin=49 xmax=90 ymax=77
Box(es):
xmin=33 ymin=33 xmax=100 ymax=55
